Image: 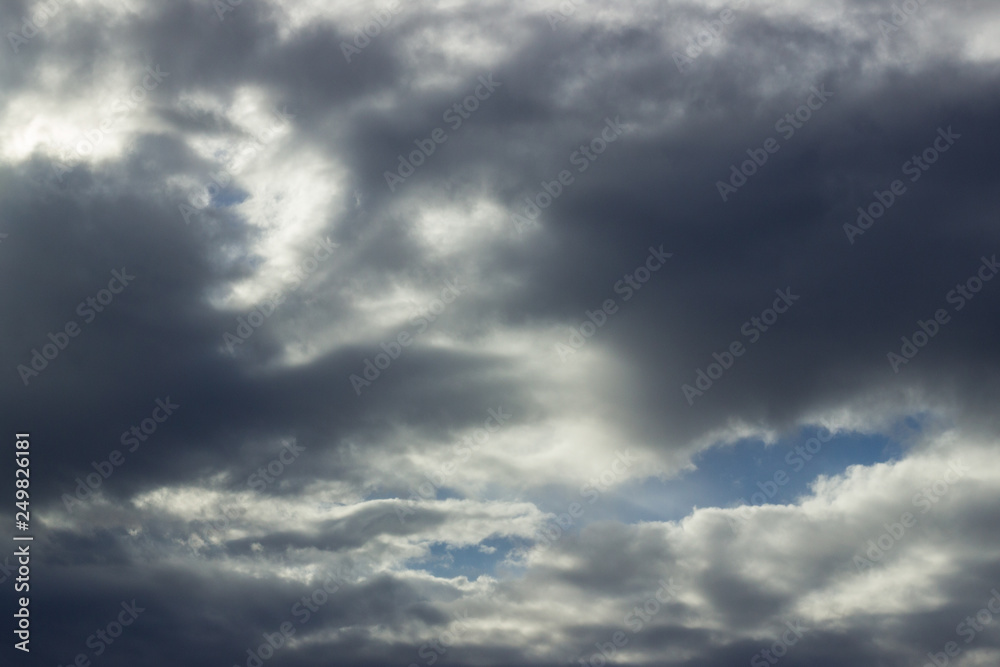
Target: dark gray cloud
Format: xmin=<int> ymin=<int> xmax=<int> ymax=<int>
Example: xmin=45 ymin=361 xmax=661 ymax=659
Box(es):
xmin=2 ymin=0 xmax=1000 ymax=665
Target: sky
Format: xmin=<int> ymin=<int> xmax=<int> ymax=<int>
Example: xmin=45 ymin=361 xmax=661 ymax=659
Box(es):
xmin=2 ymin=0 xmax=1000 ymax=666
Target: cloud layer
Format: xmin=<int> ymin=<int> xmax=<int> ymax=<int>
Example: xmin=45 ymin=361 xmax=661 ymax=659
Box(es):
xmin=2 ymin=0 xmax=1000 ymax=665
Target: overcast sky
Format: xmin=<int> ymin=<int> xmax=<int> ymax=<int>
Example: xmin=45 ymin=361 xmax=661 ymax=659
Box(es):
xmin=3 ymin=0 xmax=1000 ymax=666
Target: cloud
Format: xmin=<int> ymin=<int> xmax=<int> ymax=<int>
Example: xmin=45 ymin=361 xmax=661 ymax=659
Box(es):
xmin=2 ymin=0 xmax=999 ymax=664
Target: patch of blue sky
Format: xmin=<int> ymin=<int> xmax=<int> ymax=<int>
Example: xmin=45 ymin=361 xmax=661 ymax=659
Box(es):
xmin=410 ymin=536 xmax=518 ymax=579
xmin=596 ymin=421 xmax=925 ymax=525
xmin=210 ymin=187 xmax=248 ymax=208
